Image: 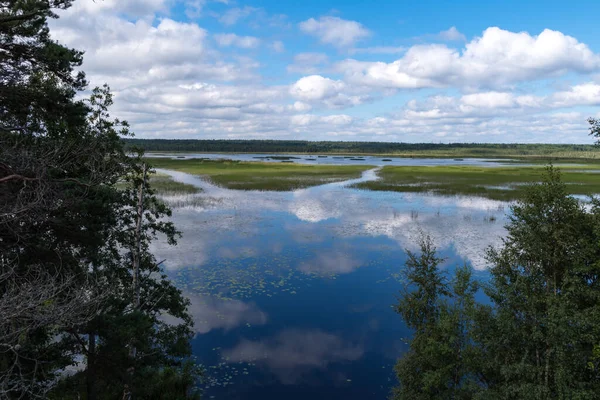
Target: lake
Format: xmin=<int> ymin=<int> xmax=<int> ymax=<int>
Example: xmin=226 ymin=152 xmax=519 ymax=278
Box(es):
xmin=151 ymin=166 xmax=510 ymax=399
xmin=147 ymin=152 xmax=520 ymax=167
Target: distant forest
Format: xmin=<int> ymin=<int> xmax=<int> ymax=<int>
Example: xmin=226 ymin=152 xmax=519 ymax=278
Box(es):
xmin=125 ymin=139 xmax=599 ymax=157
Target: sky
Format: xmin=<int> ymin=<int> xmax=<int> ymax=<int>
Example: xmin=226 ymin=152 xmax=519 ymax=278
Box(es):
xmin=48 ymin=0 xmax=600 ymax=143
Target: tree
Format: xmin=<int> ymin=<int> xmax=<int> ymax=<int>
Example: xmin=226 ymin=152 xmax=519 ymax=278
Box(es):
xmin=483 ymin=166 xmax=600 ymax=398
xmin=395 ymin=167 xmax=600 ymax=399
xmin=1 ymin=1 xmax=200 ymax=398
xmin=394 ymin=237 xmax=482 ymax=400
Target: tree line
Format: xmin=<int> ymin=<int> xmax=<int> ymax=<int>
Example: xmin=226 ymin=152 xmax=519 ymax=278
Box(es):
xmin=1 ymin=1 xmax=199 ymax=398
xmin=125 ymin=139 xmax=598 ymax=156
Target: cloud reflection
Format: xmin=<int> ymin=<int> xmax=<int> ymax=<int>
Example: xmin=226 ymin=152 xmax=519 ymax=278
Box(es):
xmin=222 ymin=329 xmax=363 ymax=384
xmin=157 ymin=170 xmax=510 ymax=271
xmin=298 ymin=250 xmax=361 ymax=276
xmin=165 ymin=293 xmax=268 ymax=334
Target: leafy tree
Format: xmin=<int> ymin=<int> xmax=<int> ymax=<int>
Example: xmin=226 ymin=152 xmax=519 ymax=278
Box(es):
xmin=1 ymin=1 xmax=200 ymax=398
xmin=483 ymin=166 xmax=600 ymax=399
xmin=394 ymin=237 xmax=482 ymax=399
xmin=394 ymin=167 xmax=600 ymax=399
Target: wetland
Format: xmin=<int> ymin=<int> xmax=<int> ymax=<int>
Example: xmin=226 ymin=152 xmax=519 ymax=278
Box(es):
xmin=145 ymin=155 xmax=600 ymax=399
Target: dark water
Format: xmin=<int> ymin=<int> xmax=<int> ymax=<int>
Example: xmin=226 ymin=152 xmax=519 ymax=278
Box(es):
xmin=147 ymin=152 xmax=518 ymax=167
xmin=151 ymin=169 xmax=509 ymax=399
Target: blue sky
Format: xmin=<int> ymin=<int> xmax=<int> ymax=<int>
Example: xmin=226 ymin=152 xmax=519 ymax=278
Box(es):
xmin=48 ymin=0 xmax=600 ymax=143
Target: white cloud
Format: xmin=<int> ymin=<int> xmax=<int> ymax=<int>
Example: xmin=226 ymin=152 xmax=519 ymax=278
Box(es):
xmin=47 ymin=3 xmax=599 ymax=143
xmin=290 ymin=75 xmax=345 ymax=101
xmin=271 ymin=40 xmax=285 ymax=53
xmin=72 ymin=0 xmax=169 ymax=17
xmin=287 ymin=53 xmax=329 ymax=74
xmin=299 ymin=16 xmax=371 ymax=47
xmin=402 ymin=83 xmax=600 ymax=120
xmin=460 ymin=92 xmax=516 ymax=109
xmin=322 ymin=114 xmax=353 ymax=125
xmin=214 ymin=33 xmax=260 ymax=48
xmin=437 ymin=26 xmax=466 ymax=41
xmin=348 ymin=46 xmax=406 ymax=55
xmin=52 ymin=15 xmax=209 ymax=75
xmin=337 ymin=27 xmax=600 ymax=90
xmin=292 ymin=102 xmax=311 ymax=112
xmin=218 ymin=6 xmax=257 ymax=25
xmin=549 ymin=82 xmax=600 ymax=107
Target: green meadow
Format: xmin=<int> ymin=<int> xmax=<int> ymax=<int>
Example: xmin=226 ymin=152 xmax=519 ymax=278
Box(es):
xmin=353 ymin=165 xmax=600 ymax=200
xmin=146 ymin=158 xmax=372 ymax=191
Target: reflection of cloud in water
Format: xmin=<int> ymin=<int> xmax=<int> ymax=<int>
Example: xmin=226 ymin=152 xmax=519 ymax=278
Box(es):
xmin=171 ymin=293 xmax=267 ymax=334
xmin=222 ymin=329 xmax=363 ymax=384
xmin=217 ymin=246 xmax=259 ymax=259
xmin=299 ymin=250 xmax=361 ymax=276
xmin=156 ymin=170 xmax=511 ymax=270
xmin=418 ymin=194 xmax=508 ymax=212
xmin=290 ymin=190 xmax=342 ymax=222
xmin=358 ymin=206 xmax=505 ymax=270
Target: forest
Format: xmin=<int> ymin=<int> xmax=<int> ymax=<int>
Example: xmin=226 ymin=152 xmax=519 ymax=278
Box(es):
xmin=125 ymin=139 xmax=599 ymax=158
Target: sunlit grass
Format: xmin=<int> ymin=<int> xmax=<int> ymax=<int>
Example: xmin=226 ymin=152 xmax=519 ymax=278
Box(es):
xmin=353 ymin=164 xmax=600 ymax=201
xmin=146 ymin=158 xmax=372 ymax=191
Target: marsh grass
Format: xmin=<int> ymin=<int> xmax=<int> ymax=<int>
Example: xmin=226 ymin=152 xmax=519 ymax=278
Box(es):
xmin=145 ymin=158 xmax=372 ymax=191
xmin=149 ymin=175 xmax=202 ymax=195
xmin=353 ymin=165 xmax=600 ymax=201
xmin=115 ymin=172 xmax=201 ymax=195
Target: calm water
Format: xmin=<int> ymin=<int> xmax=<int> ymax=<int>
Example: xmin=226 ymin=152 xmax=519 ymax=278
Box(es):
xmin=151 ymin=168 xmax=509 ymax=399
xmin=147 ymin=152 xmax=518 ymax=167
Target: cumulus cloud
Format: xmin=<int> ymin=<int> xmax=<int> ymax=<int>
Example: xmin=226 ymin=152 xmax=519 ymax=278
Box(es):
xmin=214 ymin=33 xmax=261 ymax=48
xmin=289 ymin=75 xmax=368 ymax=109
xmin=401 ymin=83 xmax=600 ymax=121
xmin=337 ymin=27 xmax=600 ymax=90
xmin=290 ymin=75 xmax=344 ymax=100
xmin=47 ymin=3 xmax=600 ymax=142
xmin=299 ymin=16 xmax=371 ymax=47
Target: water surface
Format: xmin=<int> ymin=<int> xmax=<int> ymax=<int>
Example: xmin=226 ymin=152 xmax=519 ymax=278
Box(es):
xmin=151 ymin=169 xmax=509 ymax=399
xmin=148 ymin=152 xmax=519 ymax=167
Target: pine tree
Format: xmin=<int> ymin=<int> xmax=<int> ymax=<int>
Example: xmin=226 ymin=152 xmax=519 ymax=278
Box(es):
xmin=1 ymin=2 xmax=200 ymax=398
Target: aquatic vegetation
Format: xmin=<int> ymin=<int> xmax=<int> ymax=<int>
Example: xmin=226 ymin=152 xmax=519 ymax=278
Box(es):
xmin=115 ymin=171 xmax=202 ymax=195
xmin=149 ymin=174 xmax=203 ymax=195
xmin=353 ymin=165 xmax=600 ymax=200
xmin=146 ymin=158 xmax=372 ymax=191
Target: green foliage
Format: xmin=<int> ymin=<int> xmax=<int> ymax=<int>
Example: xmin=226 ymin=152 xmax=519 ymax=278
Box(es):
xmin=395 ymin=166 xmax=600 ymax=399
xmin=1 ymin=2 xmax=200 ymax=398
xmin=126 ymin=139 xmax=600 ymax=160
xmin=394 ymin=238 xmax=483 ymax=399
